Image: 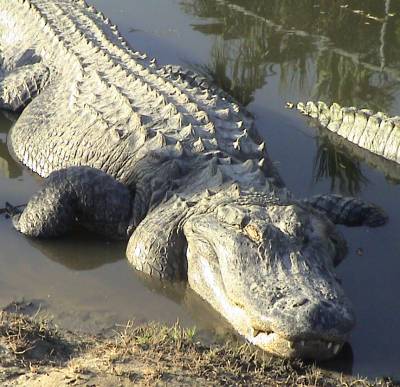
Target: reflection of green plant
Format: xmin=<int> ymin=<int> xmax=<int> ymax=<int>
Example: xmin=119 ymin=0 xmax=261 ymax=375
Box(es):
xmin=182 ymin=0 xmax=400 ymax=188
xmin=313 ymin=133 xmax=368 ymax=195
xmin=312 ymin=52 xmax=396 ymax=111
xmin=181 ymin=0 xmax=400 ymax=111
xmin=191 ymin=36 xmax=271 ymax=106
xmin=395 ymin=24 xmax=400 ymax=43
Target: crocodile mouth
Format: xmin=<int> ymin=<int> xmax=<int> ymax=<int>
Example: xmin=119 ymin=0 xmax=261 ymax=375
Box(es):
xmin=186 ymin=238 xmax=352 ymax=361
xmin=247 ymin=328 xmax=344 ymax=360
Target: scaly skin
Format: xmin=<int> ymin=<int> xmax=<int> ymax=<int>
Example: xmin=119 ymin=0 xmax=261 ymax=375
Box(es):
xmin=291 ymin=101 xmax=400 ymax=165
xmin=0 ymin=0 xmax=387 ymax=360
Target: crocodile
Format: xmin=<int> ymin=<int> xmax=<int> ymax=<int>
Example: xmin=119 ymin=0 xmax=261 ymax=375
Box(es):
xmin=0 ymin=0 xmax=388 ymax=360
xmin=290 ymin=101 xmax=400 ymax=165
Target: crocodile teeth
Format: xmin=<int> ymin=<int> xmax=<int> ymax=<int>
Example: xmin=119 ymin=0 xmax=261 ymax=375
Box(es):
xmin=251 ymin=328 xmax=262 ymax=338
xmin=327 ymin=342 xmax=333 ymax=349
xmin=333 ymin=344 xmax=341 ymax=355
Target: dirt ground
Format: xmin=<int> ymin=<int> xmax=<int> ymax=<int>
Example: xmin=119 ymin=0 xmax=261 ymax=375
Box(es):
xmin=0 ymin=301 xmax=397 ymax=387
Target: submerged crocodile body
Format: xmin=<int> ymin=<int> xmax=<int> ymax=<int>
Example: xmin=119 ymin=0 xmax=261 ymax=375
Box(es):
xmin=292 ymin=101 xmax=400 ymax=165
xmin=0 ymin=0 xmax=387 ymax=360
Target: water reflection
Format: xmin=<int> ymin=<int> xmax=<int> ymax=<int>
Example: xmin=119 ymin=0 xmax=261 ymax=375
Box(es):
xmin=0 ymin=112 xmax=22 ymax=179
xmin=313 ymin=131 xmax=369 ymax=195
xmin=314 ymin=127 xmax=400 ymax=190
xmin=181 ymin=0 xmax=400 ymax=190
xmin=0 ymin=142 xmax=22 ymax=179
xmin=190 ymin=41 xmax=271 ymax=106
xmin=27 ymin=232 xmax=124 ymax=270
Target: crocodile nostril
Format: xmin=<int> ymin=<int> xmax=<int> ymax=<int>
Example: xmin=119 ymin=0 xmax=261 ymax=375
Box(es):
xmin=291 ymin=298 xmax=309 ymax=308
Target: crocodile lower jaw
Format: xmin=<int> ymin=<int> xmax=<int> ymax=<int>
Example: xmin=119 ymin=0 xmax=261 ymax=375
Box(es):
xmin=247 ymin=330 xmax=344 ymax=360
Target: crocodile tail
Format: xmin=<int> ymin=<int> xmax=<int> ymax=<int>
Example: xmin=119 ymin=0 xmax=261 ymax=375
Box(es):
xmin=290 ymin=101 xmax=400 ymax=164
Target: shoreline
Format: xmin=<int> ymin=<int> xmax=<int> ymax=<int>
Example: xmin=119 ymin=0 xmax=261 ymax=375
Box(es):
xmin=0 ymin=301 xmax=397 ymax=386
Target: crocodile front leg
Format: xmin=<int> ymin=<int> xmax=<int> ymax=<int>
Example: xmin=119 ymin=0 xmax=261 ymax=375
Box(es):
xmin=127 ymin=195 xmax=190 ymax=281
xmin=0 ymin=63 xmax=50 ymax=112
xmin=12 ymin=166 xmax=132 ymax=239
xmin=302 ymin=194 xmax=388 ymax=227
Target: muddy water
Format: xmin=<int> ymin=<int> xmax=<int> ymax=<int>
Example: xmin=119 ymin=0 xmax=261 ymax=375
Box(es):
xmin=1 ymin=0 xmax=400 ymax=379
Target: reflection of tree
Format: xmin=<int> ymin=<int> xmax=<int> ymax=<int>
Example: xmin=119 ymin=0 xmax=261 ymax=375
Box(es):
xmin=312 ymin=52 xmax=397 ymax=111
xmin=315 ymin=127 xmax=400 ymax=188
xmin=192 ymin=35 xmax=272 ymax=106
xmin=313 ymin=132 xmax=369 ymax=195
xmin=181 ymin=0 xmax=400 ymax=188
xmin=182 ymin=0 xmax=400 ymax=108
xmin=185 ymin=1 xmax=316 ymax=105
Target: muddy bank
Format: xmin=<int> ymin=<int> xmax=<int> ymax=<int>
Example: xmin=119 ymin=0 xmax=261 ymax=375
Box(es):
xmin=0 ymin=302 xmax=397 ymax=387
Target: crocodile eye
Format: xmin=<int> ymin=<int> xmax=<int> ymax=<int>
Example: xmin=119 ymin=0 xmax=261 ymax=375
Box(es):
xmin=244 ymin=223 xmax=265 ymax=243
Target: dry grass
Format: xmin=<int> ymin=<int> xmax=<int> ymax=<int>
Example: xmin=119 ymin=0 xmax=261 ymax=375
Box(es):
xmin=0 ymin=308 xmax=397 ymax=386
xmin=89 ymin=321 xmax=396 ymax=386
xmin=0 ymin=310 xmax=74 ymax=367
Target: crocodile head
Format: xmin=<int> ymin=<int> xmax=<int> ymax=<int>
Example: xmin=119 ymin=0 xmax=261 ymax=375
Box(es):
xmin=183 ymin=197 xmax=354 ymax=360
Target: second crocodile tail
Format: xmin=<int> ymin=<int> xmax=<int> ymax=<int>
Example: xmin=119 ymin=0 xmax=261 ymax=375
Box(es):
xmin=290 ymin=101 xmax=400 ymax=165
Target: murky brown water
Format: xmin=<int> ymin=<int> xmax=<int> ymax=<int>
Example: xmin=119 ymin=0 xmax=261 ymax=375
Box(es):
xmin=1 ymin=0 xmax=399 ymax=379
